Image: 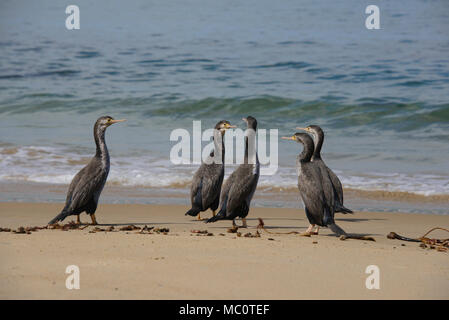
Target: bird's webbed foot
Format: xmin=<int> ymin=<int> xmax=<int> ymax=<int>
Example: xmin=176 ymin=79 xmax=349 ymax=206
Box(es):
xmin=301 ymin=224 xmax=315 ymax=236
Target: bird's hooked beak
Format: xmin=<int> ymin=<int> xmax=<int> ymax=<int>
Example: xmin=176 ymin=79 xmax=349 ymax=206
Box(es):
xmin=224 ymin=123 xmax=236 ymax=129
xmin=296 ymin=127 xmax=309 ymax=132
xmin=109 ymin=119 xmax=127 ymax=125
xmin=281 ymin=135 xmax=296 ymax=141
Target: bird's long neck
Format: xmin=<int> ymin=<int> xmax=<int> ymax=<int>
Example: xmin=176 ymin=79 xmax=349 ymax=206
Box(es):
xmin=211 ymin=130 xmax=225 ymax=164
xmin=312 ymin=131 xmax=323 ymax=160
xmin=94 ymin=127 xmax=109 ymax=168
xmin=244 ymin=129 xmax=258 ymax=165
xmin=299 ymin=141 xmax=313 ymax=163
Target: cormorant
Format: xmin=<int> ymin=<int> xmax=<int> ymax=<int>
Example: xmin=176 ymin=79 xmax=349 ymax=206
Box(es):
xmin=296 ymin=125 xmax=353 ymax=218
xmin=282 ymin=133 xmax=346 ymax=236
xmin=48 ymin=116 xmax=126 ymax=225
xmin=206 ymin=116 xmax=260 ymax=228
xmin=185 ymin=120 xmax=235 ymax=220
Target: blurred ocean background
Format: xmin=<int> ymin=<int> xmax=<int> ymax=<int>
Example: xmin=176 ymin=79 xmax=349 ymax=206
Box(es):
xmin=0 ymin=0 xmax=448 ymax=214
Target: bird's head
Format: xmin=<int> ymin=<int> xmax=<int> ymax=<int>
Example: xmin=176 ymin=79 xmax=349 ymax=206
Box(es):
xmin=95 ymin=116 xmax=126 ymax=131
xmin=281 ymin=132 xmax=313 ymax=147
xmin=215 ymin=120 xmax=236 ymax=134
xmin=296 ymin=125 xmax=323 ymax=140
xmin=242 ymin=116 xmax=257 ymax=130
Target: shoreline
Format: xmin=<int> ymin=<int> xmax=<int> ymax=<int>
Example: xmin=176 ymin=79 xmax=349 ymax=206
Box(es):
xmin=1 ymin=202 xmax=448 ymax=299
xmin=1 ymin=181 xmax=448 ymax=215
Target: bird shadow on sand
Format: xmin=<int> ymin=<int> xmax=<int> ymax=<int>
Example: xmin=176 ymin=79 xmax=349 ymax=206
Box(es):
xmin=322 ymin=232 xmax=381 ymax=237
xmin=336 ymin=218 xmax=386 ymax=223
xmin=90 ymin=222 xmax=182 ymax=227
xmin=246 ymin=217 xmax=304 ymax=222
xmin=257 ymin=225 xmax=305 ymax=230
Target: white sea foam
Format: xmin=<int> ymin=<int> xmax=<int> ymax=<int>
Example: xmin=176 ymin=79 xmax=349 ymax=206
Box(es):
xmin=1 ymin=145 xmax=448 ymax=196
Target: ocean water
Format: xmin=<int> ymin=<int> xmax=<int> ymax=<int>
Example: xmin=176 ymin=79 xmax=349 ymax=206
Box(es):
xmin=0 ymin=1 xmax=449 ymax=213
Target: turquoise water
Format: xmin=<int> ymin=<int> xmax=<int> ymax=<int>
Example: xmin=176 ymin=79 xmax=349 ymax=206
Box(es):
xmin=0 ymin=1 xmax=448 ymax=212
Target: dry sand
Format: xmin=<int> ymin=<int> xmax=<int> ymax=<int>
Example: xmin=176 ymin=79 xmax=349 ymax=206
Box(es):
xmin=0 ymin=202 xmax=448 ymax=299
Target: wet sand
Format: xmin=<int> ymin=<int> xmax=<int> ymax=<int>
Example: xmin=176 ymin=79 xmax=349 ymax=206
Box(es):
xmin=0 ymin=202 xmax=448 ymax=299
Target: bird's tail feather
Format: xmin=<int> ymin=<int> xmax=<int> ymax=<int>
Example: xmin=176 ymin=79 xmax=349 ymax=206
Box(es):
xmin=328 ymin=223 xmax=347 ymax=236
xmin=185 ymin=207 xmax=201 ymax=217
xmin=205 ymin=210 xmax=225 ymax=223
xmin=48 ymin=210 xmax=68 ymax=225
xmin=336 ymin=205 xmax=353 ymax=214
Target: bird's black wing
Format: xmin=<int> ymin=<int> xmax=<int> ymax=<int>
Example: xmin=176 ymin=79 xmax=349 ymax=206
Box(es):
xmin=320 ymin=166 xmax=336 ymax=225
xmin=200 ymin=164 xmax=224 ymax=210
xmin=326 ymin=166 xmax=343 ymax=204
xmin=225 ymin=165 xmax=259 ymax=219
xmin=298 ymin=163 xmax=327 ymax=226
xmin=216 ymin=170 xmax=236 ymax=216
xmin=325 ymin=165 xmax=353 ymax=213
xmin=66 ymin=160 xmax=107 ymax=214
xmin=190 ymin=166 xmax=204 ymax=210
xmin=49 ymin=165 xmax=90 ymax=224
xmin=63 ymin=165 xmax=88 ymax=210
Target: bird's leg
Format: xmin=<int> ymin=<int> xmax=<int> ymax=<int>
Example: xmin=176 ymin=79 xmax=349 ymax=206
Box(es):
xmin=240 ymin=218 xmax=248 ymax=228
xmin=301 ymin=224 xmax=315 ymax=236
xmin=76 ymin=215 xmax=81 ymax=225
xmin=212 ymin=210 xmax=216 ymax=217
xmin=197 ymin=213 xmax=202 ymax=221
xmin=229 ymin=219 xmax=239 ymax=233
xmin=311 ymin=226 xmax=320 ymax=235
xmin=90 ymin=214 xmax=98 ymax=225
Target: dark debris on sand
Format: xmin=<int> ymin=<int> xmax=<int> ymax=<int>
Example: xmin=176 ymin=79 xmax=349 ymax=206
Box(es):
xmin=0 ymin=222 xmax=171 ymax=236
xmin=243 ymin=231 xmax=261 ymax=238
xmin=387 ymin=228 xmax=448 ymax=253
xmin=191 ymin=229 xmax=213 ymax=236
xmin=119 ymin=225 xmax=140 ymax=231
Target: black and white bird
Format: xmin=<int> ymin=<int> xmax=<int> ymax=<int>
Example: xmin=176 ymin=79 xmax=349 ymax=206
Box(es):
xmin=48 ymin=116 xmax=125 ymax=225
xmin=282 ymin=132 xmax=347 ymax=236
xmin=297 ymin=125 xmax=353 ymax=217
xmin=206 ymin=116 xmax=260 ymax=228
xmin=185 ymin=120 xmax=235 ymax=220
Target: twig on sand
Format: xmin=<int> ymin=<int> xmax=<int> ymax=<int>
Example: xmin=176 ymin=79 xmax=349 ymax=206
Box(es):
xmin=388 ymin=227 xmax=449 ymax=252
xmin=256 ymin=218 xmax=303 ymax=235
xmin=339 ymin=234 xmax=375 ymax=241
xmin=387 ymin=232 xmax=420 ymax=242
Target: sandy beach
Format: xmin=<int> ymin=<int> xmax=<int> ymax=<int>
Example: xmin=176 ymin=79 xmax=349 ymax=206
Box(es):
xmin=1 ymin=202 xmax=448 ymax=300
